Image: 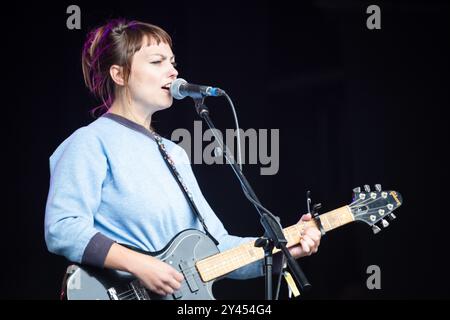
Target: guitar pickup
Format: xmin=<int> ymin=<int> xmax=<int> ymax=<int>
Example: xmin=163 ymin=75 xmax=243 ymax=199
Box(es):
xmin=173 ymin=289 xmax=183 ymax=300
xmin=179 ymin=261 xmax=199 ymax=293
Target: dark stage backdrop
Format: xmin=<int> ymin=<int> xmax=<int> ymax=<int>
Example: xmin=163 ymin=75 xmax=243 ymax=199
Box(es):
xmin=3 ymin=0 xmax=449 ymax=299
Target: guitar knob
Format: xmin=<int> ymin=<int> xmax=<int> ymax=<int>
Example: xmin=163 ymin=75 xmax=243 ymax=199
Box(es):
xmin=352 ymin=187 xmax=361 ymax=201
xmin=364 ymin=185 xmax=371 ymax=192
xmin=381 ymin=219 xmax=389 ymax=228
xmin=375 ymin=184 xmax=382 ymax=192
xmin=372 ymin=225 xmax=382 ymax=234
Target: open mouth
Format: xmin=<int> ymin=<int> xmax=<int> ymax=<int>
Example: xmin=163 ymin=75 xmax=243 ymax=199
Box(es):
xmin=161 ymin=83 xmax=171 ymax=93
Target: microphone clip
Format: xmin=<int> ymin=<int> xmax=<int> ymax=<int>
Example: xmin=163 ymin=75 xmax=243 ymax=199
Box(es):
xmin=194 ymin=97 xmax=210 ymax=118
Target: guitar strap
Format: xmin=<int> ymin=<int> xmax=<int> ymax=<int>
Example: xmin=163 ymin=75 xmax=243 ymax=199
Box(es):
xmin=151 ymin=130 xmax=220 ymax=246
xmin=102 ymin=113 xmax=219 ymax=246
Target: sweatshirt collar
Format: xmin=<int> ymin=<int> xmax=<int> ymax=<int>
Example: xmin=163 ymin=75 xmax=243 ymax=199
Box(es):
xmin=102 ymin=112 xmax=156 ymax=141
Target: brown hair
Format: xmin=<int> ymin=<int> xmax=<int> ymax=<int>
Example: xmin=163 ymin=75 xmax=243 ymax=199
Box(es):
xmin=81 ymin=18 xmax=172 ymax=116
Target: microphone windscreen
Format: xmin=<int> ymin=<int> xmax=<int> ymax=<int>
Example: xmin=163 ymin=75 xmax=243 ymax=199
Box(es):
xmin=170 ymin=78 xmax=187 ymax=100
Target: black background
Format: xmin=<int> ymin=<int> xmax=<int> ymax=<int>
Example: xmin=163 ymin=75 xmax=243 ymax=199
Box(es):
xmin=3 ymin=0 xmax=449 ymax=299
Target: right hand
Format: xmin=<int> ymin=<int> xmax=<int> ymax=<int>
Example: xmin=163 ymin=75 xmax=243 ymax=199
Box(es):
xmin=131 ymin=255 xmax=184 ymax=296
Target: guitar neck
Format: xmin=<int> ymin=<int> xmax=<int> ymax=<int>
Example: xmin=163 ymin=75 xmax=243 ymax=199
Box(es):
xmin=196 ymin=205 xmax=354 ymax=282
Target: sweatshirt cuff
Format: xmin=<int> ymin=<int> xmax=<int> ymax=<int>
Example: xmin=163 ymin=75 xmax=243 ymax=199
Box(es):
xmin=81 ymin=232 xmax=115 ymax=268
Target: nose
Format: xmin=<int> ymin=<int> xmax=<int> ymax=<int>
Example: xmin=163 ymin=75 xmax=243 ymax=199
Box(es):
xmin=169 ymin=63 xmax=178 ymax=78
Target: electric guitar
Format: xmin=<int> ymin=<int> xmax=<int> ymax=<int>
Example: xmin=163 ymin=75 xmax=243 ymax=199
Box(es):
xmin=63 ymin=184 xmax=402 ymax=300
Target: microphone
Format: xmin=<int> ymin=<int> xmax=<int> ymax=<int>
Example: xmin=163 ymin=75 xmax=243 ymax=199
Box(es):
xmin=170 ymin=78 xmax=225 ymax=100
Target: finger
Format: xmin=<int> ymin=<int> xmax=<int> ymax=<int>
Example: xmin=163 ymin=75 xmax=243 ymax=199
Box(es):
xmin=304 ymin=225 xmax=321 ymax=238
xmin=314 ymin=239 xmax=320 ymax=249
xmin=164 ymin=263 xmax=183 ymax=279
xmin=159 ymin=284 xmax=174 ymax=295
xmin=167 ymin=276 xmax=182 ymax=290
xmin=300 ymin=239 xmax=310 ymax=254
xmin=142 ymin=280 xmax=161 ymax=294
xmin=289 ymin=245 xmax=303 ymax=259
xmin=172 ymin=270 xmax=184 ymax=282
xmin=305 ymin=229 xmax=321 ymax=242
xmin=312 ymin=228 xmax=322 ymax=238
xmin=301 ymin=213 xmax=312 ymax=221
xmin=153 ymin=289 xmax=163 ymax=296
xmin=150 ymin=284 xmax=167 ymax=296
xmin=303 ymin=236 xmax=315 ymax=249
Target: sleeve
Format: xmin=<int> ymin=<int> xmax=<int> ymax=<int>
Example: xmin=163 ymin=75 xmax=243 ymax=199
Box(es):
xmin=44 ymin=127 xmax=115 ymax=267
xmin=193 ymin=191 xmax=284 ymax=280
xmin=172 ymin=144 xmax=283 ymax=280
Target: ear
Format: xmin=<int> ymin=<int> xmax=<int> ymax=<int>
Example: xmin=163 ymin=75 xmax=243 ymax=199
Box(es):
xmin=109 ymin=65 xmax=125 ymax=86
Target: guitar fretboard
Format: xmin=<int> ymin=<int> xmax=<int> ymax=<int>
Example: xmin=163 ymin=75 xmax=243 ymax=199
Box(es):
xmin=196 ymin=205 xmax=354 ymax=282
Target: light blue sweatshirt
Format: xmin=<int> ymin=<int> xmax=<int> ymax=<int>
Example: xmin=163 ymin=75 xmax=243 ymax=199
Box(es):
xmin=44 ymin=113 xmax=265 ymax=279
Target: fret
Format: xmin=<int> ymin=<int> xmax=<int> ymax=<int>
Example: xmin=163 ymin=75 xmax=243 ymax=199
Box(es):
xmin=197 ymin=225 xmax=296 ymax=282
xmin=318 ymin=206 xmax=354 ymax=232
xmin=197 ymin=206 xmax=354 ymax=282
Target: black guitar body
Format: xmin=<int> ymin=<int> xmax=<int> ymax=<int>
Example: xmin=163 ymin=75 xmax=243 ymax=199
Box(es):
xmin=64 ymin=229 xmax=219 ymax=300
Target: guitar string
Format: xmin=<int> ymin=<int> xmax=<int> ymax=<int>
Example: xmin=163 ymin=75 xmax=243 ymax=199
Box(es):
xmin=117 ymin=291 xmax=143 ymax=300
xmin=114 ymin=195 xmax=396 ymax=300
xmin=116 ymin=282 xmax=191 ymax=300
xmin=349 ymin=192 xmax=394 ymax=208
xmin=115 ymin=195 xmax=393 ymax=299
xmin=117 ymin=288 xmax=153 ymax=300
xmin=349 ymin=196 xmax=396 ymax=216
xmin=116 ymin=288 xmax=144 ymax=300
xmin=116 ymin=277 xmax=195 ymax=299
xmin=111 ymin=288 xmax=137 ymax=300
xmin=155 ymin=118 xmax=394 ymax=290
xmin=116 ymin=283 xmax=189 ymax=299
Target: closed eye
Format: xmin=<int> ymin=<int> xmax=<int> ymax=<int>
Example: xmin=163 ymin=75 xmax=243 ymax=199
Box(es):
xmin=150 ymin=61 xmax=177 ymax=67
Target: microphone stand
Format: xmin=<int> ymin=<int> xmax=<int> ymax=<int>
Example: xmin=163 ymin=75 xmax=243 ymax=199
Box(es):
xmin=192 ymin=97 xmax=311 ymax=299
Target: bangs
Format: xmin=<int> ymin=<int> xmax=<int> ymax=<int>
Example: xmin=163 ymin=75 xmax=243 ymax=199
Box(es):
xmin=126 ymin=22 xmax=172 ymax=55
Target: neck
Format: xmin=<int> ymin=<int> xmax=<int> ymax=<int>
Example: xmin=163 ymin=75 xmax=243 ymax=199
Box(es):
xmin=108 ymin=96 xmax=153 ymax=130
xmin=196 ymin=205 xmax=354 ymax=282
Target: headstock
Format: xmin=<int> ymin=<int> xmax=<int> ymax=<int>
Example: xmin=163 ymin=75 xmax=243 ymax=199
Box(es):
xmin=350 ymin=184 xmax=402 ymax=234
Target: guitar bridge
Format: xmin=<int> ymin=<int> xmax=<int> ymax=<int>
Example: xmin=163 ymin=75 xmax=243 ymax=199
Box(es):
xmin=179 ymin=260 xmax=199 ymax=293
xmin=107 ymin=287 xmax=119 ymax=300
xmin=130 ymin=280 xmax=151 ymax=300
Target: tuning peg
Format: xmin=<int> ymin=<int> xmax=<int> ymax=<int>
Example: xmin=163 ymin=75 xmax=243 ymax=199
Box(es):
xmin=375 ymin=184 xmax=382 ymax=192
xmin=352 ymin=187 xmax=361 ymax=201
xmin=387 ymin=213 xmax=397 ymax=221
xmin=364 ymin=185 xmax=371 ymax=192
xmin=372 ymin=225 xmax=382 ymax=234
xmin=381 ymin=219 xmax=389 ymax=228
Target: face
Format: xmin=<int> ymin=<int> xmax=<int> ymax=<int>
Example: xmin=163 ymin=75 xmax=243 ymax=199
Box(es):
xmin=125 ymin=38 xmax=178 ymax=112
